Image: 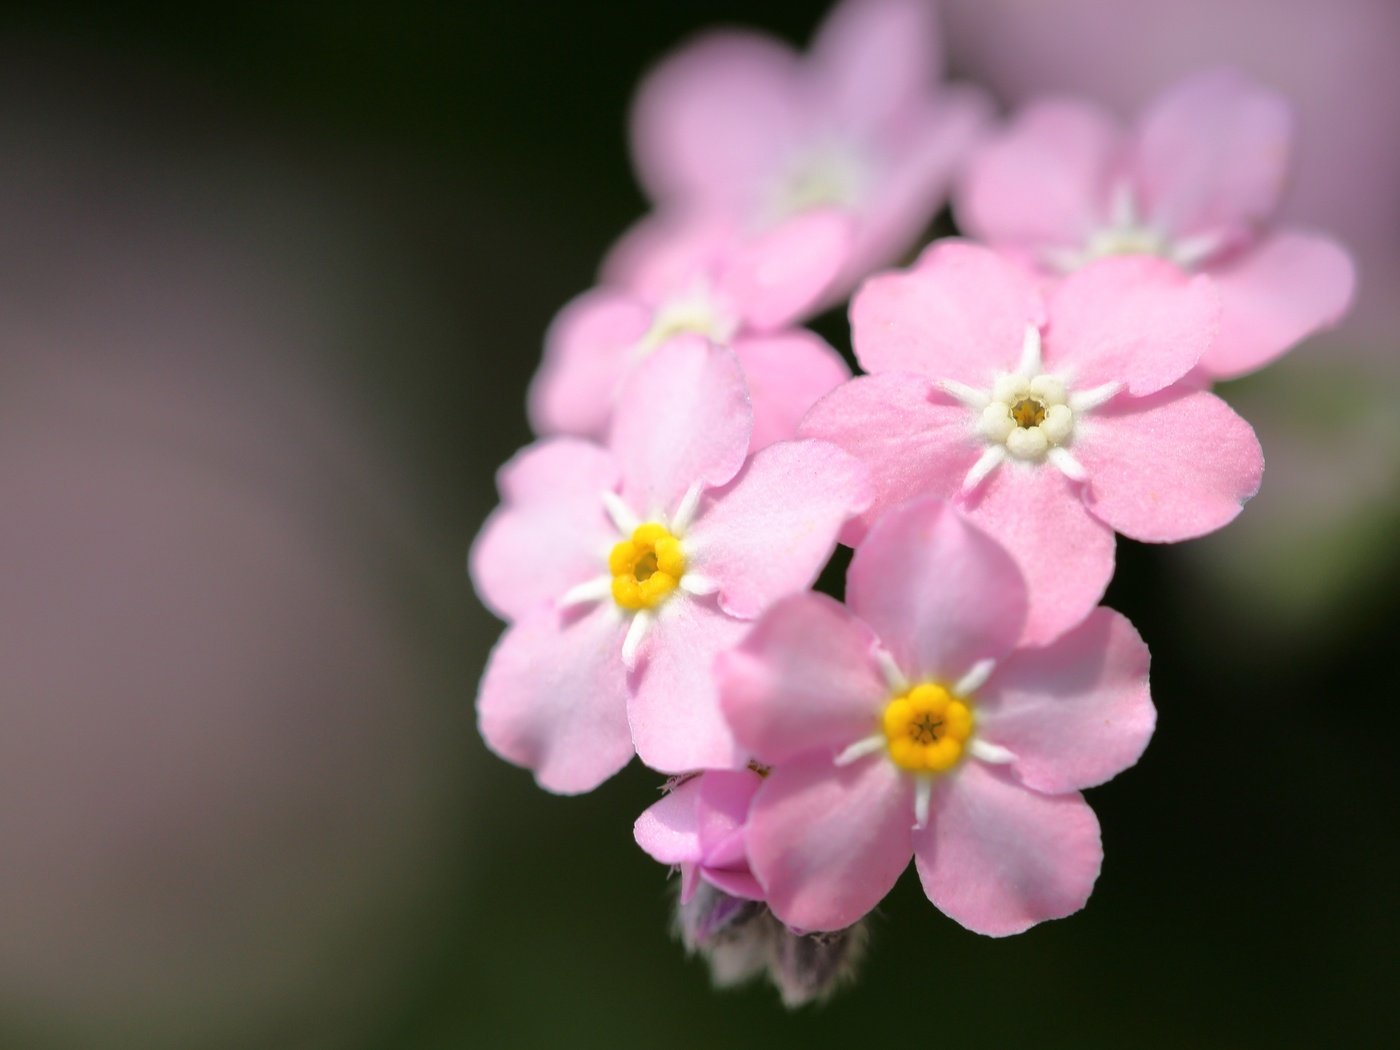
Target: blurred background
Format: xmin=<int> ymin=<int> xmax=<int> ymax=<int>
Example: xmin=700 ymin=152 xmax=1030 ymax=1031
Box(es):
xmin=0 ymin=2 xmax=1394 ymax=1047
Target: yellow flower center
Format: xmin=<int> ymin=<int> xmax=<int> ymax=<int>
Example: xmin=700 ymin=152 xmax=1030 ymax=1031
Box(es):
xmin=609 ymin=523 xmax=686 ymax=611
xmin=1010 ymin=396 xmax=1048 ymax=429
xmin=882 ymin=683 xmax=973 ymax=774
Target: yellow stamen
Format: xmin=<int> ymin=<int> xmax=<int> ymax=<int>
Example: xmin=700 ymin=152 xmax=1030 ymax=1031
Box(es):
xmin=882 ymin=683 xmax=973 ymax=774
xmin=609 ymin=523 xmax=686 ymax=611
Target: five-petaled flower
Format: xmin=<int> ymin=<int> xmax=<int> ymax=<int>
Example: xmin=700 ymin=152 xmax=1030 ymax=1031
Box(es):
xmin=472 ymin=338 xmax=870 ymax=793
xmin=717 ymin=498 xmax=1156 ymax=935
xmin=955 ymin=68 xmax=1356 ymax=379
xmin=801 ymin=240 xmax=1265 ymax=644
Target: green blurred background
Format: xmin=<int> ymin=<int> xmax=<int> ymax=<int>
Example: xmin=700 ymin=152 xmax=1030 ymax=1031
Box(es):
xmin=0 ymin=2 xmax=1395 ymax=1047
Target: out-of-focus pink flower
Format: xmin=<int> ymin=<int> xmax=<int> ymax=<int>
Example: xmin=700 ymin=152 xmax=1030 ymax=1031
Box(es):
xmin=473 ymin=339 xmax=870 ymax=793
xmin=801 ymin=241 xmax=1263 ymax=644
xmin=629 ymin=0 xmax=988 ymax=299
xmin=530 ymin=210 xmax=852 ymax=449
xmin=718 ymin=499 xmax=1155 ymax=935
xmin=634 ymin=769 xmax=765 ymax=903
xmin=956 ymin=69 xmax=1355 ymax=379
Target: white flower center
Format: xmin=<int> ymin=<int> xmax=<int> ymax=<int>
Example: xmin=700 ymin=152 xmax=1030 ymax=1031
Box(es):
xmin=766 ymin=140 xmax=869 ymax=219
xmin=638 ymin=284 xmax=738 ymax=356
xmin=1044 ymin=181 xmax=1226 ymax=273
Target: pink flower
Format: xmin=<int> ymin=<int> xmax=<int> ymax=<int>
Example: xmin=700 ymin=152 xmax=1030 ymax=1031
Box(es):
xmin=955 ymin=68 xmax=1356 ymax=379
xmin=634 ymin=769 xmax=765 ymax=904
xmin=530 ymin=210 xmax=852 ymax=450
xmin=801 ymin=241 xmax=1264 ymax=644
xmin=627 ymin=0 xmax=989 ymax=300
xmin=472 ymin=339 xmax=870 ymax=793
xmin=717 ymin=498 xmax=1156 ymax=936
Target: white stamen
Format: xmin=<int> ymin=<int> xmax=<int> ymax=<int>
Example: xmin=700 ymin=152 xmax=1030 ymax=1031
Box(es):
xmin=679 ymin=574 xmax=719 ymax=596
xmin=602 ymin=491 xmax=639 ymax=534
xmin=1048 ymin=446 xmax=1087 ymax=482
xmin=1016 ymin=324 xmax=1043 ymax=377
xmin=913 ymin=777 xmax=933 ymax=830
xmin=558 ymin=576 xmax=611 ymax=609
xmin=834 ymin=735 xmax=886 ymax=767
xmin=961 ymin=446 xmax=1006 ymax=493
xmin=621 ymin=611 xmax=651 ymax=672
xmin=1006 ymin=426 xmax=1049 ymax=459
xmin=669 ymin=481 xmax=705 ymax=535
xmin=992 ymin=373 xmax=1023 ymax=404
xmin=1109 ymin=179 xmax=1137 ymax=229
xmin=1069 ymin=381 xmax=1122 ymax=413
xmin=875 ymin=648 xmax=909 ymax=692
xmin=1170 ymin=230 xmax=1226 ymax=269
xmin=970 ymin=739 xmax=1016 ymax=765
xmin=953 ymin=658 xmax=996 ymax=696
xmin=937 ymin=379 xmax=991 ymax=408
xmin=977 ymin=402 xmax=1016 ymax=443
xmin=1041 ymin=403 xmax=1074 ymax=444
xmin=1029 ymin=374 xmax=1067 ymax=406
xmin=1043 ymin=247 xmax=1087 ymax=274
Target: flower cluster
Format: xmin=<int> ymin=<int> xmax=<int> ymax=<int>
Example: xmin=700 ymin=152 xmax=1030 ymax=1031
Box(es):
xmin=469 ymin=0 xmax=1354 ymax=1006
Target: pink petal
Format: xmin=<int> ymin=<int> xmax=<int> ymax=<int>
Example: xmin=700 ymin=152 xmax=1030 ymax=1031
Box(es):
xmin=610 ymin=338 xmax=752 ymax=519
xmin=956 ymin=97 xmax=1122 ymax=251
xmin=627 ymin=597 xmax=752 ymax=774
xmin=1045 ymin=255 xmax=1219 ymax=396
xmin=469 ymin=439 xmax=621 ymax=622
xmin=977 ymin=609 xmax=1155 ymax=794
xmin=961 ymin=463 xmax=1116 ymax=647
xmin=1133 ymin=69 xmax=1293 ymax=241
xmin=476 ymin=603 xmax=633 ymax=794
xmin=836 ymin=83 xmax=992 ymax=293
xmin=634 ymin=776 xmax=704 ymax=866
xmin=748 ymin=754 xmax=913 ymax=932
xmin=732 ymin=331 xmax=851 ymax=452
xmin=1075 ymin=387 xmax=1263 ymax=543
xmin=851 ymin=240 xmax=1042 ymax=385
xmin=527 ymin=289 xmax=654 ymax=439
xmin=1201 ymin=231 xmax=1357 ymax=379
xmin=718 ymin=592 xmax=888 ymax=766
xmin=696 ymin=769 xmax=763 ymax=859
xmin=797 ymin=372 xmax=981 ymax=544
xmin=808 ymin=0 xmax=943 ymax=129
xmin=847 ymin=498 xmax=1026 ymax=683
xmin=686 ymin=440 xmax=870 ymax=620
xmin=599 ymin=210 xmax=734 ymax=302
xmin=913 ymin=762 xmax=1102 ymax=936
xmin=718 ymin=209 xmax=853 ymax=331
xmin=630 ymin=31 xmax=800 ymax=208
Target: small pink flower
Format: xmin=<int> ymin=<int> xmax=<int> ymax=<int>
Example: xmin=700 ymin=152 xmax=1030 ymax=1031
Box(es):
xmin=472 ymin=339 xmax=870 ymax=793
xmin=801 ymin=240 xmax=1264 ymax=644
xmin=530 ymin=210 xmax=852 ymax=449
xmin=955 ymin=68 xmax=1356 ymax=379
xmin=627 ymin=0 xmax=988 ymax=300
xmin=717 ymin=498 xmax=1156 ymax=936
xmin=634 ymin=769 xmax=766 ymax=904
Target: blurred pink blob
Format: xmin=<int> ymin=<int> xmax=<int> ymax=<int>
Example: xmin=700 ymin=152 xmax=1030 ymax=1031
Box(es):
xmin=944 ymin=0 xmax=1400 ymax=340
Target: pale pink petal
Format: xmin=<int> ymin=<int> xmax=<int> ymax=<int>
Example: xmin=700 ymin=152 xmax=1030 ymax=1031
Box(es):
xmin=732 ymin=331 xmax=851 ymax=451
xmin=1133 ymin=68 xmax=1293 ymax=240
xmin=977 ymin=609 xmax=1155 ymax=794
xmin=634 ymin=776 xmax=704 ymax=866
xmin=913 ymin=762 xmax=1102 ymax=936
xmin=696 ymin=770 xmax=763 ymax=860
xmin=850 ymin=240 xmax=1041 ymax=385
xmin=956 ymin=97 xmax=1122 ymax=251
xmin=717 ymin=209 xmax=853 ymax=330
xmin=627 ymin=597 xmax=752 ymax=774
xmin=836 ymin=84 xmax=993 ymax=292
xmin=477 ymin=603 xmax=633 ymax=794
xmin=527 ymin=289 xmax=654 ymax=439
xmin=686 ymin=440 xmax=870 ymax=620
xmin=808 ymin=0 xmax=943 ymax=129
xmin=611 ymin=338 xmax=752 ymax=519
xmin=748 ymin=754 xmax=913 ymax=932
xmin=961 ymin=463 xmax=1115 ymax=647
xmin=847 ymin=497 xmax=1026 ymax=682
xmin=704 ymin=868 xmax=766 ymax=903
xmin=1045 ymin=255 xmax=1219 ymax=395
xmin=1201 ymin=231 xmax=1357 ymax=379
xmin=469 ymin=439 xmax=620 ymax=622
xmin=718 ymin=592 xmax=888 ymax=765
xmin=599 ymin=211 xmax=735 ymax=302
xmin=1075 ymin=388 xmax=1263 ymax=542
xmin=798 ymin=373 xmax=981 ymax=544
xmin=630 ymin=31 xmax=800 ymax=207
